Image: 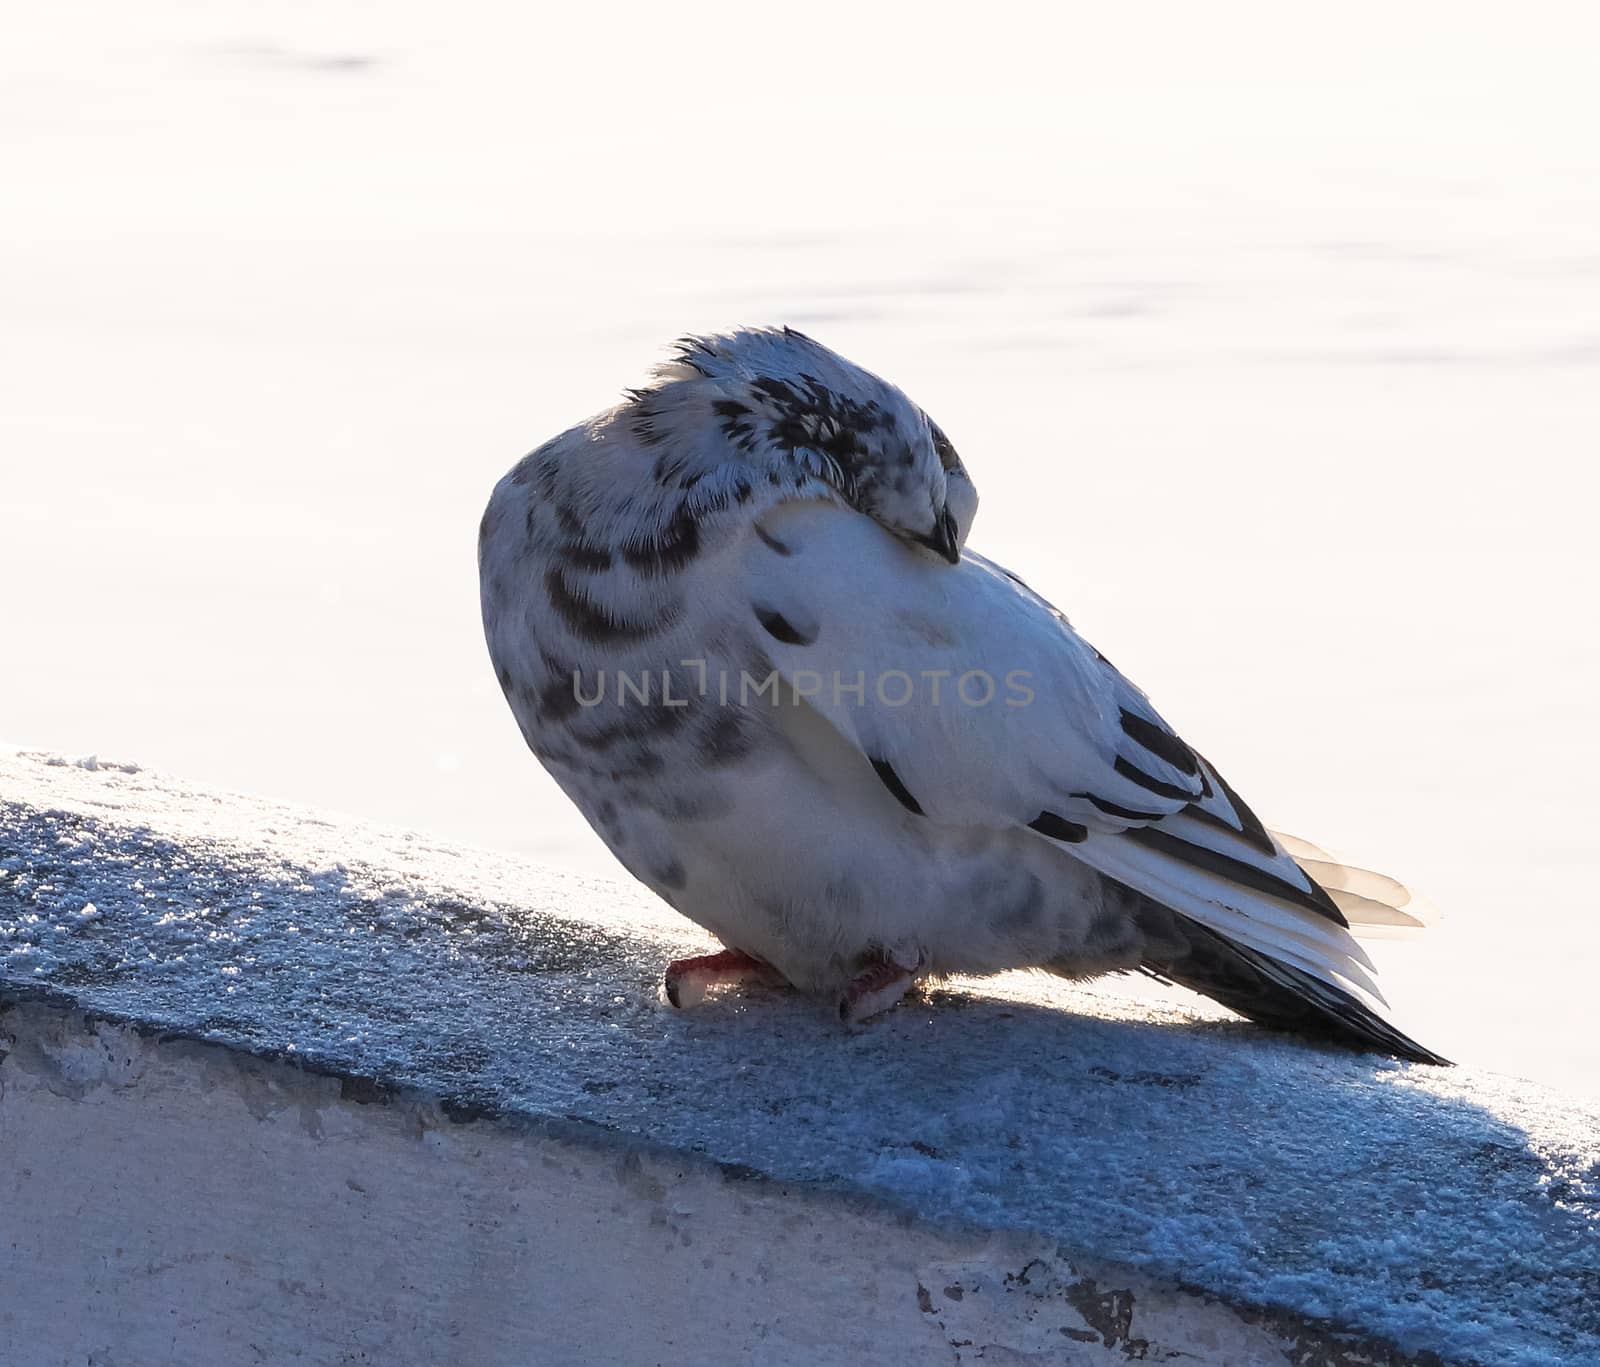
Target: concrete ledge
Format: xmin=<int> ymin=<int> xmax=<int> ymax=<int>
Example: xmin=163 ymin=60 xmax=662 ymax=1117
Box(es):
xmin=2 ymin=750 xmax=1597 ymax=1365
xmin=2 ymin=997 xmax=1414 ymax=1366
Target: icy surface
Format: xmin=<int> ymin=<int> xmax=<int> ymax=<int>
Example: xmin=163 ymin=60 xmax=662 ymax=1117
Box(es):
xmin=2 ymin=749 xmax=1596 ymax=1366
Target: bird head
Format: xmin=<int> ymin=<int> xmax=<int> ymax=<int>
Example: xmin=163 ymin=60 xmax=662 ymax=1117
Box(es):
xmin=629 ymin=327 xmax=978 ymax=563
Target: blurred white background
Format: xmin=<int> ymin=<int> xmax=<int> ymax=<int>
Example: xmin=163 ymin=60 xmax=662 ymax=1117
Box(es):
xmin=4 ymin=2 xmax=1597 ymax=1093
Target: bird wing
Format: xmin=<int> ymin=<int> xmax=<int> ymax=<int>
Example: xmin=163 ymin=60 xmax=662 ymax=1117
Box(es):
xmin=738 ymin=499 xmax=1389 ymax=1006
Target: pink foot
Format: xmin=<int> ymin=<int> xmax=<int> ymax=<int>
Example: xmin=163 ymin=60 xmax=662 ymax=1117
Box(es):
xmin=839 ymin=956 xmax=920 ymax=1024
xmin=663 ymin=948 xmax=779 ymax=1009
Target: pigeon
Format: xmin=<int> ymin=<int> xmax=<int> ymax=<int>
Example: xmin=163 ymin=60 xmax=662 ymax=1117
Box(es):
xmin=478 ymin=326 xmax=1445 ymax=1063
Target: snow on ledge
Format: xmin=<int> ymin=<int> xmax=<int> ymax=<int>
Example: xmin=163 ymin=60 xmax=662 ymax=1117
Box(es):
xmin=1 ymin=748 xmax=1596 ymax=1365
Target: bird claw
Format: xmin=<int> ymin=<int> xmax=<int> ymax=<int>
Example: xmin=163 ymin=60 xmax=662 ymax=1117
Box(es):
xmin=838 ymin=953 xmax=922 ymax=1024
xmin=663 ymin=948 xmax=776 ymax=1009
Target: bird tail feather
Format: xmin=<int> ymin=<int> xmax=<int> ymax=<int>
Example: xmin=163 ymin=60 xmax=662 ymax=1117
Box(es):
xmin=1271 ymin=831 xmax=1437 ymax=940
xmin=1125 ymin=891 xmax=1449 ymax=1064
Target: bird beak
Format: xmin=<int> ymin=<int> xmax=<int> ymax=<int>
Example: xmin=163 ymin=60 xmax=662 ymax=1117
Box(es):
xmin=913 ymin=507 xmax=962 ymax=565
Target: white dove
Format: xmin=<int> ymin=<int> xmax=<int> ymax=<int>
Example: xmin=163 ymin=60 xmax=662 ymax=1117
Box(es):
xmin=479 ymin=327 xmax=1444 ymax=1063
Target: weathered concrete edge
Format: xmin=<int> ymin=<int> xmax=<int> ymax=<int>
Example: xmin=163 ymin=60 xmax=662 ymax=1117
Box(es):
xmin=1 ymin=990 xmax=1458 ymax=1367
